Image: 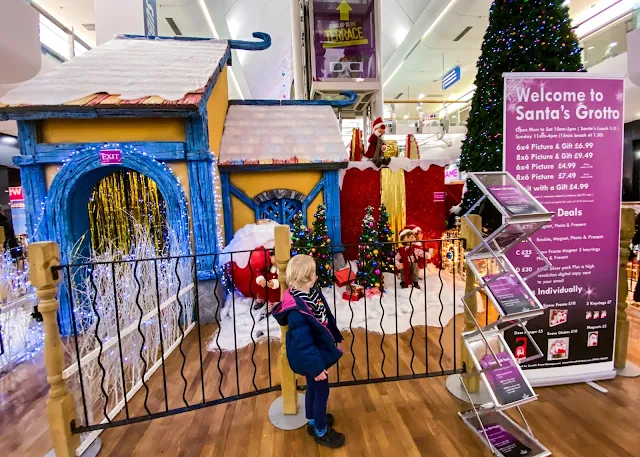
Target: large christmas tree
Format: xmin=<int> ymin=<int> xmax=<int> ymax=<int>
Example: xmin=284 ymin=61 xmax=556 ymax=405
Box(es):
xmin=310 ymin=204 xmax=333 ymax=287
xmin=376 ymin=204 xmax=395 ymax=273
xmin=357 ymin=206 xmax=384 ymax=290
xmin=459 ymin=0 xmax=582 ymax=213
xmin=291 ymin=211 xmax=310 ymax=256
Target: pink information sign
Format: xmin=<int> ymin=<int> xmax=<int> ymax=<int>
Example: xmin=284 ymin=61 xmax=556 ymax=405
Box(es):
xmin=503 ymin=74 xmax=623 ymax=384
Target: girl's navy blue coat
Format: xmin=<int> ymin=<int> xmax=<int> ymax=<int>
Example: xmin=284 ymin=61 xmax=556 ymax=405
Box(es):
xmin=272 ymin=288 xmax=343 ymax=378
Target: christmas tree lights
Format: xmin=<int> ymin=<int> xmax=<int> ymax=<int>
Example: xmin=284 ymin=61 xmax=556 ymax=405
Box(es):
xmin=310 ymin=204 xmax=333 ymax=287
xmin=291 ymin=210 xmax=310 ymax=256
xmin=459 ymin=0 xmax=583 ymax=214
xmin=357 ymin=206 xmax=384 ymax=290
xmin=376 ymin=204 xmax=395 ymax=273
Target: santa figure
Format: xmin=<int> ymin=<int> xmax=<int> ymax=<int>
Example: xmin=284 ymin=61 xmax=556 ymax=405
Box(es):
xmin=220 ymin=220 xmax=283 ymax=308
xmin=395 ymin=227 xmax=427 ymax=289
xmin=255 ymin=251 xmax=281 ymax=309
xmin=365 ymin=117 xmax=391 ymax=167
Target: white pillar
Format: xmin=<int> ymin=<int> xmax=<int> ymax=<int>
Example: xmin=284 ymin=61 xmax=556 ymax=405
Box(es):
xmin=94 ymin=0 xmax=146 ymax=45
xmin=372 ymin=0 xmax=384 ymax=119
xmin=290 ymin=0 xmax=305 ymax=100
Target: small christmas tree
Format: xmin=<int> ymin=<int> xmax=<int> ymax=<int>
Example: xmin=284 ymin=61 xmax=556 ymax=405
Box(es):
xmin=376 ymin=204 xmax=395 ymax=273
xmin=291 ymin=211 xmax=310 ymax=256
xmin=310 ymin=204 xmax=333 ymax=287
xmin=357 ymin=206 xmax=384 ymax=290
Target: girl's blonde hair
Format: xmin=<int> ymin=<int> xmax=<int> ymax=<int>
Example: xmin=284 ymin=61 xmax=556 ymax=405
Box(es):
xmin=286 ymin=255 xmax=317 ymax=290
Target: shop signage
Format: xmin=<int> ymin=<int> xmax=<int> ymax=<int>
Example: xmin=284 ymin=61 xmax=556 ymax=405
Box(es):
xmin=8 ymin=186 xmax=27 ymax=235
xmin=143 ymin=0 xmax=158 ymax=37
xmin=445 ymin=163 xmax=460 ymax=183
xmin=503 ymin=73 xmax=624 ymax=385
xmin=100 ymin=149 xmax=122 ymax=165
xmin=311 ymin=0 xmax=377 ymax=81
xmin=433 ymin=191 xmax=446 ymax=202
xmin=442 ymin=66 xmax=461 ymax=90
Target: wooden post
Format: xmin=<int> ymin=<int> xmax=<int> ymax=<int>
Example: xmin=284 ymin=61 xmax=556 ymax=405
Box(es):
xmin=274 ymin=224 xmax=297 ymax=414
xmin=615 ymin=208 xmax=635 ymax=369
xmin=29 ymin=242 xmax=79 ymax=457
xmin=461 ymin=214 xmax=482 ymax=392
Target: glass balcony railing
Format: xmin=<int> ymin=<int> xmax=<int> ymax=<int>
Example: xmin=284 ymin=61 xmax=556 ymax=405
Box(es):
xmin=581 ymin=14 xmax=633 ymax=69
xmin=33 ymin=3 xmax=91 ymax=63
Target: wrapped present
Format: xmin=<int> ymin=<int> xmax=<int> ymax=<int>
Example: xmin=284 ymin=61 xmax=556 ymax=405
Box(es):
xmin=384 ymin=140 xmax=399 ymax=158
xmin=365 ymin=287 xmax=381 ymax=298
xmin=342 ymin=283 xmax=364 ymax=301
xmin=334 ymin=267 xmax=356 ymax=286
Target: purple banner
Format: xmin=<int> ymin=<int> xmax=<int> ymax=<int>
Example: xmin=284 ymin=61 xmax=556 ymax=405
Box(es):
xmin=100 ymin=149 xmax=122 ymax=165
xmin=312 ymin=0 xmax=377 ymax=81
xmin=503 ymin=74 xmax=623 ymax=378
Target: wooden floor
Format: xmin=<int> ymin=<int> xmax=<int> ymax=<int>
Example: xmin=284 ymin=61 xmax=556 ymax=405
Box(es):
xmin=2 ymin=307 xmax=640 ymax=457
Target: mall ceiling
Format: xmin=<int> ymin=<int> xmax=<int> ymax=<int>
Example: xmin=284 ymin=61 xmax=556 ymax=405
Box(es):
xmin=24 ymin=0 xmax=634 ymax=117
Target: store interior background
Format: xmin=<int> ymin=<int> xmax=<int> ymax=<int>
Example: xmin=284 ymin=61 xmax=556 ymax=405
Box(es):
xmin=4 ymin=0 xmax=640 ymax=225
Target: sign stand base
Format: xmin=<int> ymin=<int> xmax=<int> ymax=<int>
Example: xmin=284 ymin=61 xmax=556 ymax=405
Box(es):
xmin=445 ymin=374 xmax=492 ymax=405
xmin=616 ymin=361 xmax=640 ymax=378
xmin=268 ymin=394 xmax=308 ymax=430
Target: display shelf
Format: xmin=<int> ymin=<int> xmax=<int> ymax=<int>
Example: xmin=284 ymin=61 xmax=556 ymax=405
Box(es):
xmin=459 ymin=408 xmax=551 ymax=457
xmin=468 ymin=172 xmax=553 ymax=220
xmin=457 ymin=171 xmax=552 ymax=456
xmin=466 ymin=253 xmax=545 ymax=322
xmin=462 ymin=330 xmax=538 ymax=411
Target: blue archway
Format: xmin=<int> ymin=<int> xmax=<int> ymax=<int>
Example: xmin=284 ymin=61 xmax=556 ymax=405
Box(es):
xmin=44 ymin=144 xmax=190 ymax=261
xmin=44 ymin=145 xmax=191 ymax=335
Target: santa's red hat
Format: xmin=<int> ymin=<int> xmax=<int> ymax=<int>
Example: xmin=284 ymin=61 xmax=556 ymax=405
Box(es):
xmin=406 ymin=224 xmax=422 ymax=233
xmin=372 ymin=117 xmax=385 ymax=130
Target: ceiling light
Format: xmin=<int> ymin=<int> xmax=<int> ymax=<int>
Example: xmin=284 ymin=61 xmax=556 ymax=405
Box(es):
xmin=404 ymin=114 xmax=409 ymax=119
xmin=587 ymin=46 xmax=595 ymax=50
xmin=395 ymin=28 xmax=409 ymax=46
xmin=418 ymin=93 xmax=425 ymax=99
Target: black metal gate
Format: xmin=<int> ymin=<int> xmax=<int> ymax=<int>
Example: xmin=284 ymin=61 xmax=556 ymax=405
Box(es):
xmin=55 ymin=238 xmax=465 ymax=434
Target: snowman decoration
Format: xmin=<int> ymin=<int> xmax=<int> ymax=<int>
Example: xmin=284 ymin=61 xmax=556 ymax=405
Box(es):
xmin=364 ymin=117 xmax=391 ymax=167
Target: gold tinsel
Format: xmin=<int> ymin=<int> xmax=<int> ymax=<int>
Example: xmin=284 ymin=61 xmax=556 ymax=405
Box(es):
xmin=88 ymin=170 xmax=167 ymax=255
xmin=380 ymin=168 xmax=406 ymax=241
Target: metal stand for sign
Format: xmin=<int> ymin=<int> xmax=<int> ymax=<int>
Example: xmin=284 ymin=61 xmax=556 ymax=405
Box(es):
xmin=458 ymin=172 xmax=553 ymax=457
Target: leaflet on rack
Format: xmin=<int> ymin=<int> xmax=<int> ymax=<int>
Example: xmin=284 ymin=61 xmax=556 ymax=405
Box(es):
xmin=479 ymin=351 xmax=535 ymax=407
xmin=478 ymin=423 xmax=533 ymax=457
xmin=484 ymin=273 xmax=540 ymax=315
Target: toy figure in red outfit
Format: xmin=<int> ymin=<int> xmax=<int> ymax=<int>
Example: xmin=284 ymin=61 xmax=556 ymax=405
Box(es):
xmin=255 ymin=252 xmax=281 ymax=310
xmin=395 ymin=227 xmax=426 ymax=289
xmin=405 ymin=225 xmax=433 ymax=274
xmin=365 ymin=117 xmax=391 ymax=167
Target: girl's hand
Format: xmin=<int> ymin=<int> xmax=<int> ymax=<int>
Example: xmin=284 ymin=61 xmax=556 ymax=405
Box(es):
xmin=314 ymin=370 xmax=328 ymax=381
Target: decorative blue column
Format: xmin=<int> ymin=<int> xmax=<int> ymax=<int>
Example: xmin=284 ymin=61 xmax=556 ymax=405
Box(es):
xmin=220 ymin=172 xmax=233 ymax=244
xmin=16 ymin=120 xmax=49 ymax=241
xmin=323 ymin=170 xmax=343 ymax=253
xmin=185 ymin=115 xmax=219 ymax=274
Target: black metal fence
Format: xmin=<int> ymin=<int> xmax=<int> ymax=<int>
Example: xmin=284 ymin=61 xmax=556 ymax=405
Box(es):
xmin=55 ymin=238 xmax=465 ymax=434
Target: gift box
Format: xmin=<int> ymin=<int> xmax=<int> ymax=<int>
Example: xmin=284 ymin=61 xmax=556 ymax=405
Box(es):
xmin=334 ymin=267 xmax=356 ymax=287
xmin=342 ymin=284 xmax=364 ymax=301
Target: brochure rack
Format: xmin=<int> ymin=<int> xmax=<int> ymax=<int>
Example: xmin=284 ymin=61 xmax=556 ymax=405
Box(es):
xmin=458 ymin=172 xmax=552 ymax=457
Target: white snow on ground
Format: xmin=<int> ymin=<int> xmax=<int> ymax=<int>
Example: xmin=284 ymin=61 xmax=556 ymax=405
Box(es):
xmin=207 ymin=269 xmax=479 ymax=352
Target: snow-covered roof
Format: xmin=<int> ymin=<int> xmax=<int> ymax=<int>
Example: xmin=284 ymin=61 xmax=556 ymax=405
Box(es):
xmin=0 ymin=37 xmax=230 ymax=109
xmin=219 ymin=105 xmax=348 ymax=165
